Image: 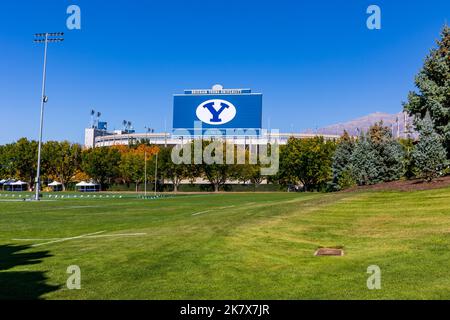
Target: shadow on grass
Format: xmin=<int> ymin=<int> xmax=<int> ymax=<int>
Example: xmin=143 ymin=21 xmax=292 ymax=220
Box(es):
xmin=0 ymin=244 xmax=60 ymax=299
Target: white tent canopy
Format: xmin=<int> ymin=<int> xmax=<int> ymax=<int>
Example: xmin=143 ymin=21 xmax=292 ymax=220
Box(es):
xmin=3 ymin=180 xmax=28 ymax=191
xmin=11 ymin=180 xmax=27 ymax=185
xmin=76 ymin=181 xmax=91 ymax=187
xmin=75 ymin=181 xmax=100 ymax=192
xmin=48 ymin=181 xmax=62 ymax=186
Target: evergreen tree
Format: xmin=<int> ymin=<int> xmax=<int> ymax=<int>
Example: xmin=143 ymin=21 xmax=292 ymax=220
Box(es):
xmin=369 ymin=122 xmax=405 ymax=182
xmin=332 ymin=131 xmax=356 ymax=190
xmin=350 ymin=133 xmax=382 ymax=185
xmin=399 ymin=138 xmax=416 ymax=179
xmin=412 ymin=114 xmax=447 ymax=181
xmin=349 ymin=123 xmax=405 ymax=186
xmin=379 ymin=139 xmax=405 ymax=181
xmin=404 ymin=25 xmax=450 ymax=156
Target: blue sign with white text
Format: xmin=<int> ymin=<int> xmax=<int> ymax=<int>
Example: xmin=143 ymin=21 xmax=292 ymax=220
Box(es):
xmin=173 ymin=89 xmax=262 ymax=132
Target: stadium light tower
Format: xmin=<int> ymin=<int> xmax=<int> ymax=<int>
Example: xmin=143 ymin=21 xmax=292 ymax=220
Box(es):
xmin=144 ymin=126 xmax=154 ymax=197
xmin=33 ymin=32 xmax=64 ymax=201
xmin=154 ymin=151 xmax=158 ymax=196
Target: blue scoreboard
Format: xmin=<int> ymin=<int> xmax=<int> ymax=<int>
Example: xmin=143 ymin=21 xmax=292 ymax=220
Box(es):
xmin=173 ymin=85 xmax=262 ymax=132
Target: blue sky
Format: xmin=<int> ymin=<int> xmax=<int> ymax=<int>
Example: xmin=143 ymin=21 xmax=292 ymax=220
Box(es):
xmin=0 ymin=0 xmax=448 ymax=144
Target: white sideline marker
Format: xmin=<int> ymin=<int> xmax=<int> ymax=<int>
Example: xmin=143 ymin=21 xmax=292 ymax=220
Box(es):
xmin=192 ymin=205 xmax=235 ymax=216
xmin=31 ymin=231 xmax=106 ymax=247
xmin=12 ymin=231 xmax=147 ymax=247
xmin=192 ymin=210 xmax=212 ymax=216
xmin=85 ymin=233 xmax=147 ymax=239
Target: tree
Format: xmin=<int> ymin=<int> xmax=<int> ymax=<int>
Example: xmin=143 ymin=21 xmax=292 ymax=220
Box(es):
xmin=200 ymin=141 xmax=230 ymax=192
xmin=369 ymin=122 xmax=404 ymax=182
xmin=280 ymin=137 xmax=335 ymax=191
xmin=275 ymin=144 xmax=296 ymax=186
xmin=111 ymin=145 xmax=133 ymax=186
xmin=348 ymin=123 xmax=405 ymax=186
xmin=399 ymin=138 xmax=416 ymax=179
xmin=9 ymin=138 xmax=38 ymax=189
xmin=332 ymin=131 xmax=356 ymax=190
xmin=230 ymin=148 xmax=264 ymax=190
xmin=0 ymin=145 xmax=5 ymax=177
xmin=73 ymin=169 xmax=90 ymax=183
xmin=246 ymin=164 xmax=264 ymax=189
xmin=0 ymin=144 xmax=15 ymax=178
xmin=81 ymin=147 xmax=121 ymax=190
xmin=404 ymin=25 xmax=450 ymax=156
xmin=42 ymin=141 xmax=81 ymax=190
xmin=350 ymin=133 xmax=382 ymax=185
xmin=113 ymin=144 xmax=159 ymax=192
xmin=119 ymin=151 xmax=145 ymax=192
xmin=203 ymin=163 xmax=229 ymax=192
xmin=412 ymin=114 xmax=447 ymax=181
xmin=159 ymin=146 xmax=189 ymax=192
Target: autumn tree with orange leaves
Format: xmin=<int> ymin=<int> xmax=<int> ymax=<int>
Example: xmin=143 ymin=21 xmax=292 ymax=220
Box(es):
xmin=117 ymin=144 xmax=159 ymax=192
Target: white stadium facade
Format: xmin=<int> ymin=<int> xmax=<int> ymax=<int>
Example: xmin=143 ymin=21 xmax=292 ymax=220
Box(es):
xmin=84 ymin=85 xmax=340 ymax=149
xmin=85 ymin=129 xmax=340 ymax=149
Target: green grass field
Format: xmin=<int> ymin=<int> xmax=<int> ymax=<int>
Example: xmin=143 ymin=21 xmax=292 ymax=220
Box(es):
xmin=1 ymin=188 xmax=450 ymax=300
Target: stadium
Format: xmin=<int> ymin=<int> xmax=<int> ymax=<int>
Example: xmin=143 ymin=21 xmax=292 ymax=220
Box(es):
xmin=84 ymin=85 xmax=340 ymax=149
xmin=2 ymin=1 xmax=450 ymax=306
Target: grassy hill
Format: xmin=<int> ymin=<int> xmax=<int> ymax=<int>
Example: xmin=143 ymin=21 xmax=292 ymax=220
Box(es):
xmin=1 ymin=188 xmax=449 ymax=299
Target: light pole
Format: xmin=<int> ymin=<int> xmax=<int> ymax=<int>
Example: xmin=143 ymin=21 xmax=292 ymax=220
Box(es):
xmin=154 ymin=151 xmax=158 ymax=196
xmin=33 ymin=32 xmax=64 ymax=201
xmin=143 ymin=126 xmax=158 ymax=196
xmin=144 ymin=126 xmax=153 ymax=197
xmin=144 ymin=149 xmax=147 ymax=197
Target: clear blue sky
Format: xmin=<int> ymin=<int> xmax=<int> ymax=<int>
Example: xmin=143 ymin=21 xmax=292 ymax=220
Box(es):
xmin=0 ymin=0 xmax=448 ymax=144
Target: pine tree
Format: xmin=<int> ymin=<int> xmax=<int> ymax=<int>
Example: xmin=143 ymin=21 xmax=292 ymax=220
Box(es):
xmin=404 ymin=25 xmax=450 ymax=156
xmin=369 ymin=122 xmax=405 ymax=181
xmin=332 ymin=131 xmax=356 ymax=189
xmin=350 ymin=133 xmax=382 ymax=185
xmin=412 ymin=114 xmax=447 ymax=181
xmin=399 ymin=138 xmax=416 ymax=179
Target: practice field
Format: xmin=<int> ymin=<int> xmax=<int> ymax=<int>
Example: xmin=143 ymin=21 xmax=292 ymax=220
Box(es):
xmin=1 ymin=189 xmax=450 ymax=300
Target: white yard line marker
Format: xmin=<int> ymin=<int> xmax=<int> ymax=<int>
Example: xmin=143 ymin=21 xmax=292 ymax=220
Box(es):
xmin=192 ymin=210 xmax=212 ymax=216
xmin=12 ymin=238 xmax=62 ymax=241
xmin=84 ymin=233 xmax=147 ymax=238
xmin=220 ymin=205 xmax=235 ymax=209
xmin=66 ymin=205 xmax=101 ymax=209
xmin=192 ymin=205 xmax=235 ymax=216
xmin=31 ymin=231 xmax=106 ymax=247
xmin=12 ymin=231 xmax=147 ymax=246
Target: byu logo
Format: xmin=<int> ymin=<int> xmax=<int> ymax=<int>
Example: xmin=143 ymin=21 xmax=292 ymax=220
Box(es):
xmin=196 ymin=99 xmax=236 ymax=125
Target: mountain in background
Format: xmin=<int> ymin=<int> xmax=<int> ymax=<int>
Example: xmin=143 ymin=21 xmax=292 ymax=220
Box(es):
xmin=304 ymin=111 xmax=417 ymax=138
